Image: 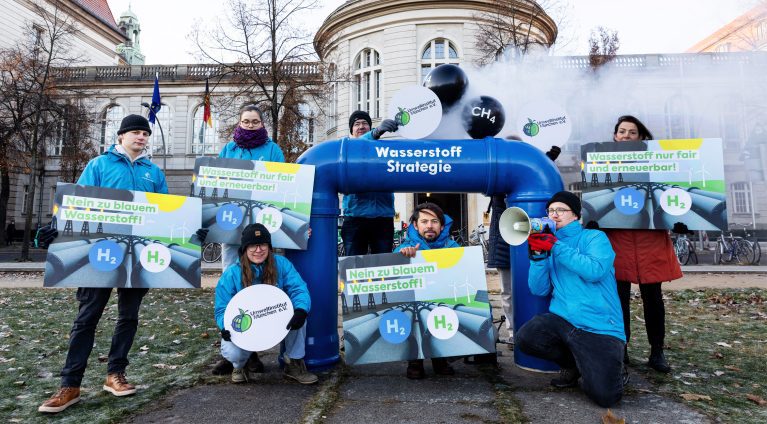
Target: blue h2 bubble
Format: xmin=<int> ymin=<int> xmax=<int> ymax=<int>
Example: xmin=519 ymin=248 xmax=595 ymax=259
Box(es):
xmin=216 ymin=204 xmax=244 ymax=231
xmin=614 ymin=187 xmax=645 ymax=215
xmin=88 ymin=240 xmax=124 ymax=271
xmin=379 ymin=310 xmax=411 ymax=344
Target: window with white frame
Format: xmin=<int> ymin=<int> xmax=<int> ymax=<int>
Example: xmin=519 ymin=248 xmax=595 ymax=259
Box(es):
xmin=47 ymin=121 xmax=65 ymax=156
xmin=191 ymin=104 xmax=219 ymax=155
xmin=568 ymin=182 xmax=583 ymax=201
xmin=353 ymin=48 xmax=382 ymax=118
xmin=664 ymin=96 xmax=693 ymax=139
xmin=716 ymin=42 xmax=731 ymax=53
xmin=731 ymin=182 xmax=753 ymax=214
xmin=757 ymin=21 xmax=767 ymax=41
xmin=420 ymin=38 xmax=460 ymax=83
xmin=148 ymin=105 xmax=172 ymax=155
xmin=99 ymin=104 xmax=124 ymax=153
xmin=327 ymin=83 xmax=338 ymax=132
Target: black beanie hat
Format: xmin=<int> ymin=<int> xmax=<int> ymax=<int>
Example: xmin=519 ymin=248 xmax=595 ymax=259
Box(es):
xmin=117 ymin=114 xmax=152 ymax=135
xmin=546 ymin=191 xmax=581 ymax=218
xmin=238 ymin=223 xmax=272 ymax=255
xmin=349 ymin=110 xmax=372 ymax=134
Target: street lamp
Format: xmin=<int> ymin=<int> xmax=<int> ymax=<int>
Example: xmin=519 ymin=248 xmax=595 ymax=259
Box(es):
xmin=140 ymin=102 xmax=166 ymax=172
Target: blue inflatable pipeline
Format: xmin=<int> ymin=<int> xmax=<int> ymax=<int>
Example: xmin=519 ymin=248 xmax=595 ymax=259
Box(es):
xmin=286 ymin=137 xmax=563 ymax=371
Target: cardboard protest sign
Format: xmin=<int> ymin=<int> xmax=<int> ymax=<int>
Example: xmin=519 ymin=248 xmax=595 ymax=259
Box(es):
xmin=579 ymin=138 xmax=727 ymax=231
xmin=338 ymin=246 xmax=494 ymax=366
xmin=192 ymin=157 xmax=315 ymax=249
xmin=44 ymin=183 xmax=202 ymax=288
xmin=223 ymin=284 xmax=293 ymax=352
xmin=388 ymin=85 xmax=443 ymax=139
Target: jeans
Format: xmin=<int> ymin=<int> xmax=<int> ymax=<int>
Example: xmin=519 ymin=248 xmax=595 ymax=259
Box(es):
xmin=222 ymin=243 xmax=240 ymax=271
xmin=617 ymin=281 xmax=665 ymax=348
xmin=341 ymin=217 xmax=394 ymax=255
xmin=60 ymin=287 xmax=149 ymax=387
xmin=498 ymin=268 xmax=513 ymax=331
xmin=516 ymin=313 xmax=624 ymax=407
xmin=220 ymin=323 xmax=307 ymax=368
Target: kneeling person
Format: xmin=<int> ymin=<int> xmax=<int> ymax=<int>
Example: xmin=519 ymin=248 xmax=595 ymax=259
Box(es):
xmin=515 ymin=191 xmax=625 ymax=408
xmin=215 ymin=223 xmax=317 ymax=385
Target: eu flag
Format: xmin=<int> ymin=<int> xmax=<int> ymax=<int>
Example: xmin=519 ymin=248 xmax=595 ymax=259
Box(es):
xmin=148 ymin=74 xmax=161 ymax=124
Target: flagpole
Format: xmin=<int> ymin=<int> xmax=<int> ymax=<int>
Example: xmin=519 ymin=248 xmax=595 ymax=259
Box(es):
xmin=142 ymin=72 xmax=166 ymax=171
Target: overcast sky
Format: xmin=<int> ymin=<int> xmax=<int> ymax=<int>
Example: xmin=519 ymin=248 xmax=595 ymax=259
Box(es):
xmin=106 ymin=0 xmax=760 ymax=65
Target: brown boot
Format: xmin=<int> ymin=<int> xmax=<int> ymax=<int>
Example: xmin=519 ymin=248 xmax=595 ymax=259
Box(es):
xmin=103 ymin=372 xmax=137 ymax=396
xmin=38 ymin=387 xmax=80 ymax=413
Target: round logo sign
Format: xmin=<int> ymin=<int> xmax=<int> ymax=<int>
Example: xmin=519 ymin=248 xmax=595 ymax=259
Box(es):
xmin=216 ymin=204 xmax=243 ymax=231
xmin=388 ymin=85 xmax=443 ymax=139
xmin=659 ymin=188 xmax=692 ymax=216
xmin=255 ymin=206 xmax=283 ymax=233
xmin=139 ymin=243 xmax=171 ymax=273
xmin=223 ymin=284 xmax=294 ymax=352
xmin=88 ymin=240 xmax=124 ymax=271
xmin=515 ymin=100 xmax=572 ymax=152
xmin=378 ymin=310 xmax=412 ymax=344
xmin=426 ymin=306 xmax=459 ymax=340
xmin=613 ymin=187 xmax=645 ymax=215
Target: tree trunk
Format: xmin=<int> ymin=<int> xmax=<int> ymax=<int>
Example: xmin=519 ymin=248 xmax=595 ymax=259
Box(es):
xmin=0 ymin=169 xmax=8 ymax=245
xmin=20 ymin=152 xmax=39 ymax=261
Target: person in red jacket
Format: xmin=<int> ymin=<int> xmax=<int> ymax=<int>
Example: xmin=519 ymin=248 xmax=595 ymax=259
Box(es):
xmin=604 ymin=115 xmax=682 ymax=373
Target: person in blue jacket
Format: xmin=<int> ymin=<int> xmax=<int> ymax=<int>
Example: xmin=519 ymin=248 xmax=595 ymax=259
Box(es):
xmin=394 ymin=202 xmax=460 ymax=379
xmin=515 ymin=191 xmax=625 ymax=408
xmin=215 ymin=223 xmax=317 ymax=385
xmin=341 ymin=110 xmax=398 ymax=255
xmin=39 ymin=114 xmax=168 ymax=414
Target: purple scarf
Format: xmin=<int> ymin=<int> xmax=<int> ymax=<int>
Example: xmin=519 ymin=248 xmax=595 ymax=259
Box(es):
xmin=233 ymin=126 xmax=268 ymax=149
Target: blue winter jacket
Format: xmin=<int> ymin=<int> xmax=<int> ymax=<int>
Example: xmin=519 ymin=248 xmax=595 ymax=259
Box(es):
xmin=77 ymin=145 xmax=168 ymax=193
xmin=528 ymin=221 xmax=625 ymax=341
xmin=214 ymin=255 xmax=311 ymax=330
xmin=342 ymin=130 xmax=394 ymax=218
xmin=394 ymin=214 xmax=460 ymax=252
xmin=218 ymin=139 xmax=285 ymax=162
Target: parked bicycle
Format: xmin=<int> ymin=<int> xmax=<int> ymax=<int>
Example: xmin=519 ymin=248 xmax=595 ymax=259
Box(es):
xmin=732 ymin=223 xmax=761 ymax=265
xmin=672 ymin=232 xmax=697 ymax=265
xmin=201 ymin=242 xmax=222 ymax=263
xmin=468 ymin=223 xmax=489 ymax=263
xmin=714 ymin=229 xmax=754 ymax=265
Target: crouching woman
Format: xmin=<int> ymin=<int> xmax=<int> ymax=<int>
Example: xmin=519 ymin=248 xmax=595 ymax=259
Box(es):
xmin=214 ymin=223 xmax=318 ymax=385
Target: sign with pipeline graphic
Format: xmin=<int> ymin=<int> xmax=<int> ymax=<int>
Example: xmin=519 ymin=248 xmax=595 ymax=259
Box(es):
xmin=44 ymin=183 xmax=202 ymax=288
xmin=579 ymin=138 xmax=727 ymax=231
xmin=192 ymin=157 xmax=315 ymax=249
xmin=338 ymin=246 xmax=494 ymax=366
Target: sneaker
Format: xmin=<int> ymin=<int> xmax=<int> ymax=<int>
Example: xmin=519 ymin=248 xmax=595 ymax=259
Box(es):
xmin=103 ymin=372 xmax=137 ymax=396
xmin=232 ymin=368 xmax=247 ymax=383
xmin=246 ymin=352 xmax=264 ymax=374
xmin=432 ymin=358 xmax=456 ymax=375
xmin=550 ymin=367 xmax=581 ymax=388
xmin=648 ymin=347 xmax=671 ymax=373
xmin=38 ymin=387 xmax=80 ymax=413
xmin=283 ymin=355 xmax=318 ymax=385
xmin=406 ymin=359 xmax=426 ymax=380
xmin=211 ymin=356 xmax=234 ymax=375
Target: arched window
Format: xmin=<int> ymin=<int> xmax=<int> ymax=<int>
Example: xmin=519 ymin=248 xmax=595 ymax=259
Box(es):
xmin=353 ymin=48 xmax=382 ymax=118
xmin=731 ymin=182 xmax=753 ymax=214
xmin=420 ymin=38 xmax=460 ymax=83
xmin=192 ymin=104 xmax=219 ymax=155
xmin=148 ymin=105 xmax=172 ymax=155
xmin=99 ymin=104 xmax=124 ymax=153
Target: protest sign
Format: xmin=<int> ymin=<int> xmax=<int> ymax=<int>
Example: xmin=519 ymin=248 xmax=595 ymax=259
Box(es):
xmin=579 ymin=138 xmax=727 ymax=231
xmin=388 ymin=85 xmax=443 ymax=139
xmin=193 ymin=157 xmax=315 ymax=249
xmin=44 ymin=183 xmax=201 ymax=288
xmin=223 ymin=284 xmax=293 ymax=352
xmin=516 ymin=100 xmax=572 ymax=152
xmin=338 ymin=246 xmax=494 ymax=366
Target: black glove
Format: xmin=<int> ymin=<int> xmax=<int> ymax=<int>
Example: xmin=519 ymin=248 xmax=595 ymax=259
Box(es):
xmin=220 ymin=329 xmax=231 ymax=342
xmin=371 ymin=119 xmax=398 ymax=140
xmin=195 ymin=228 xmax=209 ymax=243
xmin=286 ymin=309 xmax=308 ymax=330
xmin=545 ymin=145 xmax=561 ymax=161
xmin=35 ymin=224 xmax=58 ymax=248
xmin=672 ymin=222 xmax=692 ymax=235
xmin=585 ymin=220 xmax=600 ymax=230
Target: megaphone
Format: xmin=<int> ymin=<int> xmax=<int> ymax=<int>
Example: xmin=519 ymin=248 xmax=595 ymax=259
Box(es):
xmin=499 ymin=207 xmax=556 ymax=246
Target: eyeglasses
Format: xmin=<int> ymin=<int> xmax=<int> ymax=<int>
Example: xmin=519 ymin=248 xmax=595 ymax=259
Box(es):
xmin=240 ymin=120 xmax=262 ymax=126
xmin=546 ymin=208 xmax=571 ymax=216
xmin=246 ymin=244 xmax=268 ymax=252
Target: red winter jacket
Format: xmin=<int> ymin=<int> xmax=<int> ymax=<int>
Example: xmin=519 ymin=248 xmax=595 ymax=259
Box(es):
xmin=605 ymin=229 xmax=682 ymax=285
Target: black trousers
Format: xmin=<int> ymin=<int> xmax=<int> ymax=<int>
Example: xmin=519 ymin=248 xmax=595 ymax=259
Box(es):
xmin=617 ymin=281 xmax=665 ymax=348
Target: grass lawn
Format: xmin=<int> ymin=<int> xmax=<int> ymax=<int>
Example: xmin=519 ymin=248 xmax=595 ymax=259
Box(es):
xmin=627 ymin=288 xmax=767 ymax=423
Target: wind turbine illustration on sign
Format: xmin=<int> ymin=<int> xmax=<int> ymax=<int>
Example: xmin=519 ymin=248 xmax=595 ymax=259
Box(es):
xmin=282 ymin=187 xmax=301 ymax=208
xmin=170 ymin=221 xmax=191 ymax=243
xmin=694 ymin=164 xmax=710 ymax=187
xmin=450 ymin=277 xmax=476 ymax=303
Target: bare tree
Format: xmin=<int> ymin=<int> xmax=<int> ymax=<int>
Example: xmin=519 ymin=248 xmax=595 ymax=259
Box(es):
xmin=473 ymin=0 xmax=571 ymax=65
xmin=58 ymin=101 xmax=97 ymax=183
xmin=588 ymin=26 xmax=620 ymax=70
xmin=0 ymin=0 xmax=86 ymax=260
xmin=191 ymin=0 xmax=325 ymax=154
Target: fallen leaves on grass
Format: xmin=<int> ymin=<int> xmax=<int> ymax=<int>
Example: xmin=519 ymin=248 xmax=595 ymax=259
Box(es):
xmin=716 ymin=342 xmax=732 ymax=348
xmin=601 ymin=409 xmax=625 ymax=423
xmin=680 ymin=393 xmax=712 ymax=401
xmin=747 ymin=394 xmax=767 ymax=406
